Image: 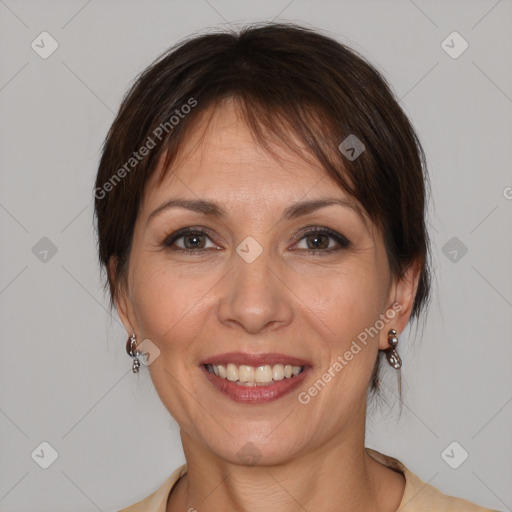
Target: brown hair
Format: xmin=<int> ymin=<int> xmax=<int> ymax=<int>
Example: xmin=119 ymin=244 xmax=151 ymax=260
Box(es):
xmin=94 ymin=22 xmax=431 ymax=406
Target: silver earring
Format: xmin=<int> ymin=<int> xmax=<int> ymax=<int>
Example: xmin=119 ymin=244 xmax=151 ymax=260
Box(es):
xmin=126 ymin=333 xmax=141 ymax=373
xmin=385 ymin=329 xmax=402 ymax=370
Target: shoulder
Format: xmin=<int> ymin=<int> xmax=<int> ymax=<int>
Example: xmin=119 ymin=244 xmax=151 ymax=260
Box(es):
xmin=117 ymin=463 xmax=187 ymax=512
xmin=366 ymin=448 xmax=500 ymax=512
xmin=117 ymin=454 xmax=501 ymax=512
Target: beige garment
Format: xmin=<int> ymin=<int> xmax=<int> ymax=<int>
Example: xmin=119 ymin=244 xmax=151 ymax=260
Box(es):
xmin=118 ymin=448 xmax=500 ymax=511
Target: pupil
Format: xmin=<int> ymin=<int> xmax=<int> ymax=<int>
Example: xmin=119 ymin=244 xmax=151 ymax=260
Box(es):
xmin=185 ymin=234 xmax=204 ymax=249
xmin=309 ymin=233 xmax=327 ymax=249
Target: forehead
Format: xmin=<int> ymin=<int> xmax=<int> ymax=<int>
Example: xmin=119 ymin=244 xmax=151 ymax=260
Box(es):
xmin=143 ymin=100 xmax=350 ymax=209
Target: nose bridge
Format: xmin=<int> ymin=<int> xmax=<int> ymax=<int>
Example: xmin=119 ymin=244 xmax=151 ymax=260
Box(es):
xmin=232 ymin=237 xmax=277 ymax=305
xmin=217 ymin=236 xmax=292 ymax=332
xmin=234 ymin=243 xmax=273 ymax=294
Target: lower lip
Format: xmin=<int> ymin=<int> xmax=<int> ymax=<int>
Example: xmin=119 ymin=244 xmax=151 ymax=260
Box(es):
xmin=201 ymin=365 xmax=311 ymax=404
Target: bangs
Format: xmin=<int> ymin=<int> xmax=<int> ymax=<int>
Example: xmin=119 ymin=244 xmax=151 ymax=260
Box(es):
xmin=154 ymin=93 xmax=368 ymax=225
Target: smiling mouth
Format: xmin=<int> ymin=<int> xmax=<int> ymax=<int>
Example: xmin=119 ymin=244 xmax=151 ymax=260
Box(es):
xmin=204 ymin=363 xmax=305 ymax=386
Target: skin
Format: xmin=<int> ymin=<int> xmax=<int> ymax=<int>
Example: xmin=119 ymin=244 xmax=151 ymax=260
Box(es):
xmin=113 ymin=98 xmax=420 ymax=512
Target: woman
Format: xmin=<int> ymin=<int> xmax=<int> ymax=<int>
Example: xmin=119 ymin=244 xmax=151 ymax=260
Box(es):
xmin=94 ymin=23 xmax=498 ymax=512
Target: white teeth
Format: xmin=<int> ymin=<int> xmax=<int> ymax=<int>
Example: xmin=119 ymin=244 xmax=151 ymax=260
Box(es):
xmin=218 ymin=364 xmax=227 ymax=379
xmin=239 ymin=365 xmax=255 ymax=383
xmin=226 ymin=363 xmax=238 ymax=382
xmin=255 ymin=364 xmax=272 ymax=383
xmin=272 ymin=364 xmax=284 ymax=380
xmin=206 ymin=363 xmax=304 ymax=384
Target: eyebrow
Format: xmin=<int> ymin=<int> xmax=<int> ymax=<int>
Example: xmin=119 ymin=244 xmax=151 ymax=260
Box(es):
xmin=146 ymin=197 xmax=367 ymax=227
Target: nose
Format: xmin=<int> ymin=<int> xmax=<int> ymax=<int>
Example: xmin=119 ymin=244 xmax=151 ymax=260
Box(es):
xmin=216 ymin=243 xmax=294 ymax=335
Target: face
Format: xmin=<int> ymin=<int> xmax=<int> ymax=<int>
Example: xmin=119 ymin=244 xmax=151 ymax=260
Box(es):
xmin=115 ymin=99 xmax=416 ymax=465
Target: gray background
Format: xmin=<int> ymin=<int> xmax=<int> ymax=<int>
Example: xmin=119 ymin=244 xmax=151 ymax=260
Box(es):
xmin=1 ymin=0 xmax=511 ymax=510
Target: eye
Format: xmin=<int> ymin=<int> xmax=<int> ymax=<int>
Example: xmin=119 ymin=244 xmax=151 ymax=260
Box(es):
xmin=162 ymin=227 xmax=219 ymax=254
xmin=292 ymin=226 xmax=350 ymax=254
xmin=162 ymin=225 xmax=350 ymax=256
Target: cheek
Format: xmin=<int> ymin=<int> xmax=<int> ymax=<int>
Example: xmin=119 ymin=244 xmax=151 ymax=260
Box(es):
xmin=297 ymin=262 xmax=385 ymax=338
xmin=301 ymin=269 xmax=383 ymax=410
xmin=296 ymin=262 xmax=385 ymax=405
xmin=129 ymin=258 xmax=217 ymax=348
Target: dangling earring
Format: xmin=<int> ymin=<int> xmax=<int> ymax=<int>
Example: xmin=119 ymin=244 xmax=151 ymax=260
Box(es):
xmin=385 ymin=329 xmax=402 ymax=396
xmin=385 ymin=329 xmax=402 ymax=369
xmin=126 ymin=332 xmax=141 ymax=373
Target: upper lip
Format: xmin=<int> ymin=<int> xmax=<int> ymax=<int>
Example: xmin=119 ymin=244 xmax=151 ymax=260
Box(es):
xmin=200 ymin=352 xmax=311 ymax=367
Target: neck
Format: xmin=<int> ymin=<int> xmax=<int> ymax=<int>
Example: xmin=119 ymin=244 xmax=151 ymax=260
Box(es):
xmin=167 ymin=430 xmax=404 ymax=512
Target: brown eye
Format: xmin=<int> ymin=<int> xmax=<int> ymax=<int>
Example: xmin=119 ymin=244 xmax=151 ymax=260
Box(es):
xmin=293 ymin=227 xmax=350 ymax=254
xmin=163 ymin=227 xmax=218 ymax=253
xmin=305 ymin=232 xmax=330 ymax=250
xmin=182 ymin=232 xmax=207 ymax=249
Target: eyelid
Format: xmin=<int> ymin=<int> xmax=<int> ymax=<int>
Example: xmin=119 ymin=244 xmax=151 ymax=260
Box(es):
xmin=162 ymin=225 xmax=350 ymax=254
xmin=162 ymin=226 xmax=220 ymax=247
xmin=290 ymin=225 xmax=351 ymax=250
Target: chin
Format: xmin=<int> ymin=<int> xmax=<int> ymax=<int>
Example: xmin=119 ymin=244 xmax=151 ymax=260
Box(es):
xmin=204 ymin=429 xmax=304 ymax=467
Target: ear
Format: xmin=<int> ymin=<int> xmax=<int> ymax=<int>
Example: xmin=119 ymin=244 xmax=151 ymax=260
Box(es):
xmin=378 ymin=258 xmax=422 ymax=351
xmin=108 ymin=256 xmax=137 ymax=335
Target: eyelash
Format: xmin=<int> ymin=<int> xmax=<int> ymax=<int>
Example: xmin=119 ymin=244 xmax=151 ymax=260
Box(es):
xmin=162 ymin=226 xmax=350 ymax=256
